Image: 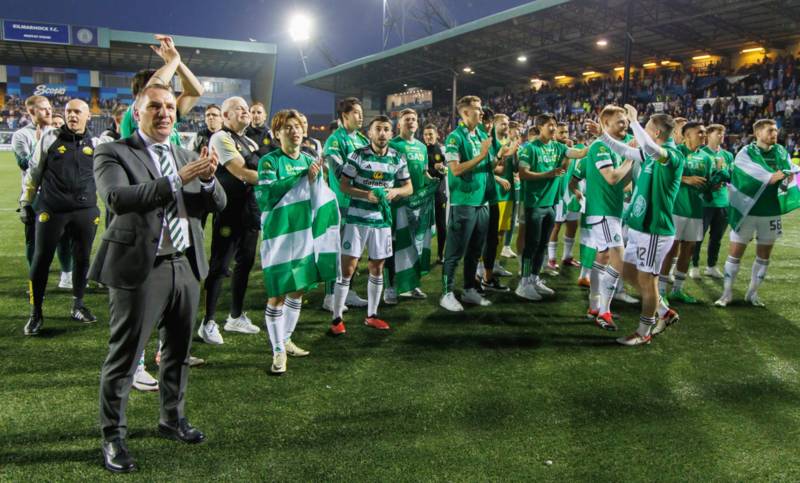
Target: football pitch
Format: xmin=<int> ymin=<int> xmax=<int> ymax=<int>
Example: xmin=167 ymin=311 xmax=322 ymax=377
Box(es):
xmin=1 ymin=151 xmax=799 ymax=481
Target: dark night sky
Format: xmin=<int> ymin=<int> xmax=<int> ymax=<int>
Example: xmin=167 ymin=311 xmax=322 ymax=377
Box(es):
xmin=3 ymin=0 xmax=531 ymax=114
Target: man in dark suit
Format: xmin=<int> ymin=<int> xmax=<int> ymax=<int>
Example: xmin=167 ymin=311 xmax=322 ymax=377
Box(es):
xmin=92 ymin=84 xmax=226 ymax=473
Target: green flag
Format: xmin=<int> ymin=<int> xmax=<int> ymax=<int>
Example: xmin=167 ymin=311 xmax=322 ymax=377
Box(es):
xmin=729 ymin=143 xmax=800 ymax=230
xmin=392 ymin=196 xmax=435 ymax=294
xmin=260 ymin=176 xmax=341 ymax=297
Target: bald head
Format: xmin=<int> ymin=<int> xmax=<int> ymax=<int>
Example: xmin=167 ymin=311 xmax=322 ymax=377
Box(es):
xmin=65 ymin=99 xmax=91 ymax=134
xmin=221 ymin=96 xmax=251 ymax=133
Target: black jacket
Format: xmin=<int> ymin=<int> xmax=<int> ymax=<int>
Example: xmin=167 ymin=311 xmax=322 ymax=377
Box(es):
xmin=245 ymin=124 xmax=277 ymax=157
xmin=35 ymin=125 xmax=98 ymax=212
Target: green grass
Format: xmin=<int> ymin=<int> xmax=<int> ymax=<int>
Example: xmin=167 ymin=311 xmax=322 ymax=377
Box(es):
xmin=1 ymin=151 xmax=799 ymax=481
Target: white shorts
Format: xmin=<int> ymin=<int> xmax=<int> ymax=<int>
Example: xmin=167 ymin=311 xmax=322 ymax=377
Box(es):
xmin=341 ymin=224 xmax=393 ymax=260
xmin=580 ymin=224 xmax=596 ymax=249
xmin=587 ymin=216 xmax=624 ymax=252
xmin=730 ymin=215 xmax=782 ymax=245
xmin=624 ymin=229 xmax=675 ymax=275
xmin=673 ymin=215 xmax=704 ymax=242
xmin=555 ymin=201 xmax=581 ymax=223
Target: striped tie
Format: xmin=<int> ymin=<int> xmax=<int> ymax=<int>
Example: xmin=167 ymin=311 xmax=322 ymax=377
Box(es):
xmin=153 ymin=144 xmax=189 ymax=252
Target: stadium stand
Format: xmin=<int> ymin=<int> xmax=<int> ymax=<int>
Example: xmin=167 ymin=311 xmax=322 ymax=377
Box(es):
xmin=411 ymin=54 xmax=800 ymax=155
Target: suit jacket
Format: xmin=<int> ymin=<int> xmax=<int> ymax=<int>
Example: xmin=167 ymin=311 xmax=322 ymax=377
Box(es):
xmin=89 ymin=132 xmax=226 ymax=289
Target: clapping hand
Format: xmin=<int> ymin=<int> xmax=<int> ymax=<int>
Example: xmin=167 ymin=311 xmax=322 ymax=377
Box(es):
xmin=179 ymin=146 xmax=216 ymax=184
xmin=151 ymin=35 xmax=180 ymax=65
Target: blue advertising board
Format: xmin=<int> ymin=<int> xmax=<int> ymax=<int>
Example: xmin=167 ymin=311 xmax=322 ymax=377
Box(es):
xmin=3 ymin=20 xmax=70 ymax=45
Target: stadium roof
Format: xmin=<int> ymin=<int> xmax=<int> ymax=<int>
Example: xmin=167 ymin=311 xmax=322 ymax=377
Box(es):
xmin=0 ymin=23 xmax=276 ymax=79
xmin=296 ymin=0 xmax=800 ymax=98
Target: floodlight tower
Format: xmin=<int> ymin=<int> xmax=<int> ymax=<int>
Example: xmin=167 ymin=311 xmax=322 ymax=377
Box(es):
xmin=289 ymin=13 xmax=312 ymax=75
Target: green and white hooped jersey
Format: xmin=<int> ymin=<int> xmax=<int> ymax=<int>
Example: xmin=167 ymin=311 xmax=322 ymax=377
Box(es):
xmin=342 ymin=145 xmax=410 ymax=228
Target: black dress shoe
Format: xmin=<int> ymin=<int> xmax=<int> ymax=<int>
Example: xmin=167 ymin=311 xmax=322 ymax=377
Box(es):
xmin=24 ymin=312 xmax=43 ymax=336
xmin=102 ymin=438 xmax=137 ymax=473
xmin=158 ymin=418 xmax=206 ymax=444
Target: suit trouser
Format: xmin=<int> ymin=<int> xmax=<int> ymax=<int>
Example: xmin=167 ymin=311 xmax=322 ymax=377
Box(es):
xmin=29 ymin=206 xmax=98 ymax=307
xmin=692 ymin=206 xmax=728 ymax=268
xmin=24 ymin=213 xmax=73 ymax=272
xmin=521 ymin=205 xmax=555 ymax=278
xmin=204 ymin=209 xmax=258 ymax=322
xmin=442 ymin=204 xmax=489 ymax=294
xmin=99 ymin=256 xmax=199 ymax=441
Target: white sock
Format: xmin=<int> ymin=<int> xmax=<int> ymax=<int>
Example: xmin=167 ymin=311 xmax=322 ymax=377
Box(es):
xmin=367 ymin=275 xmax=383 ymax=317
xmin=658 ymin=275 xmax=670 ymax=295
xmin=748 ymin=257 xmax=769 ymax=294
xmin=283 ymin=296 xmax=302 ymax=342
xmin=137 ymin=351 xmax=145 ymax=373
xmin=333 ymin=276 xmax=350 ymax=320
xmin=579 ymin=266 xmax=590 ymax=279
xmin=637 ymin=315 xmax=656 ymax=337
xmin=615 ymin=276 xmax=625 ymax=295
xmin=547 ymin=241 xmax=558 ymax=262
xmin=599 ymin=266 xmax=620 ymax=314
xmin=265 ymin=304 xmax=285 ymax=353
xmin=657 ymin=296 xmax=670 ymax=318
xmin=590 ymin=262 xmax=605 ymax=301
xmin=722 ymin=256 xmax=740 ymax=297
xmin=673 ymin=271 xmax=686 ymax=292
xmin=562 ymin=237 xmax=575 ymax=260
xmin=589 ymin=293 xmax=601 ymax=312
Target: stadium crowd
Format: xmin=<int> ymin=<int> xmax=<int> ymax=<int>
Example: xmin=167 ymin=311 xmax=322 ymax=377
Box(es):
xmin=418 ymin=54 xmax=800 ymax=155
xmin=9 ymin=34 xmax=799 ymax=474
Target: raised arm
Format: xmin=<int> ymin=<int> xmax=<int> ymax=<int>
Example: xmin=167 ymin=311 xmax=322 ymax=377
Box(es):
xmin=174 ymin=62 xmax=204 ymax=117
xmin=147 ymin=36 xmax=181 ymax=88
xmin=597 ymin=131 xmax=645 ymax=164
xmin=624 ymin=104 xmax=667 ymax=161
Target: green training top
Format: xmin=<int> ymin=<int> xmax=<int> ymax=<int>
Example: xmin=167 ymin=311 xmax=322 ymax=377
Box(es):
xmin=518 ymin=139 xmax=568 ymax=209
xmin=444 ymin=124 xmax=493 ymax=207
xmin=701 ymin=146 xmax=734 ymax=208
xmin=674 ymin=144 xmax=714 ymax=219
xmin=624 ymin=141 xmax=685 ymax=236
xmin=389 ymin=135 xmax=432 ymax=207
xmin=584 ymin=139 xmax=626 ymax=219
xmin=322 ymin=126 xmax=369 ymax=213
xmin=255 ymin=149 xmax=315 ymax=212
